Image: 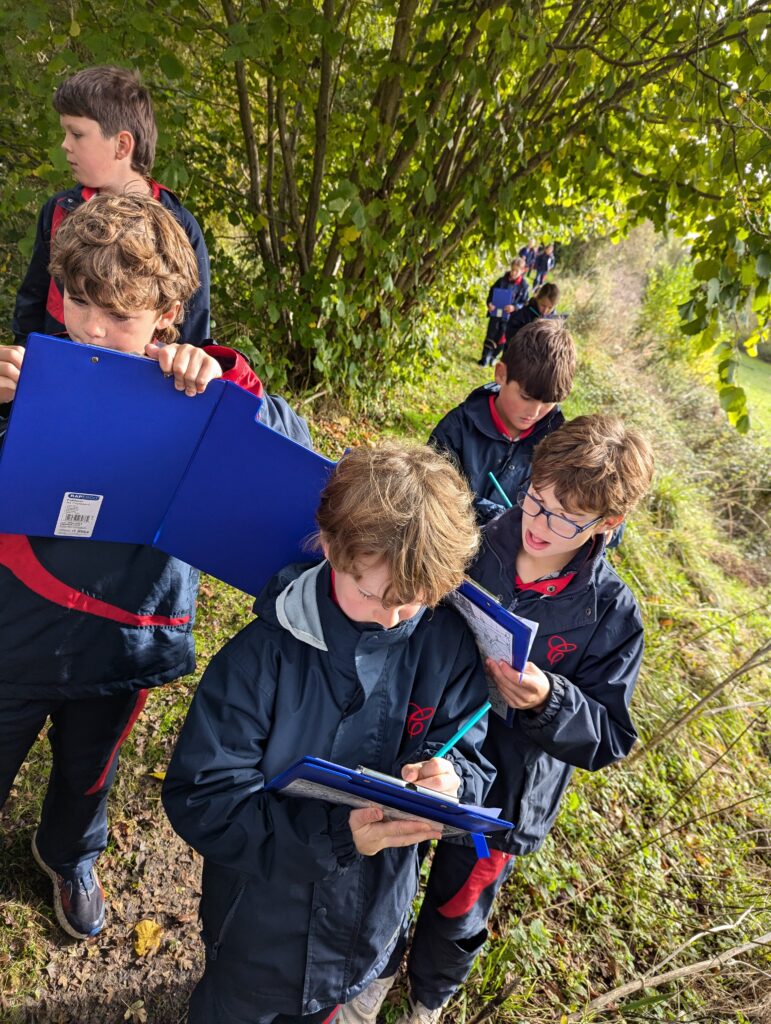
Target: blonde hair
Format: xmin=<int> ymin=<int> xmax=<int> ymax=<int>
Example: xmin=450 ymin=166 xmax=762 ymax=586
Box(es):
xmin=316 ymin=441 xmax=479 ymax=607
xmin=49 ymin=193 xmax=199 ymax=343
xmin=531 ymin=414 xmax=655 ymax=518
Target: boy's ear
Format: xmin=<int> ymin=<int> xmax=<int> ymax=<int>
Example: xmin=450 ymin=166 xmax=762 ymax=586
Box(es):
xmin=600 ymin=514 xmax=624 ymax=532
xmin=114 ymin=130 xmax=135 ymax=161
xmin=493 ymin=361 xmax=507 ymax=387
xmin=155 ymin=302 xmax=182 ymax=331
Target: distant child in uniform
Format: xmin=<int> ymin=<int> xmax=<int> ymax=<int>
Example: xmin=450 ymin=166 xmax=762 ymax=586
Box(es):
xmin=478 ymin=257 xmax=529 ymax=367
xmin=518 ymin=239 xmax=538 ymax=275
xmin=503 ymin=281 xmax=560 ymax=351
xmin=0 ymin=193 xmax=310 ymax=941
xmin=162 ymin=442 xmax=495 ymax=1024
xmin=341 ymin=414 xmax=655 ymax=1024
xmin=533 ymin=243 xmax=556 ymax=288
xmin=13 ymin=65 xmax=211 ymax=345
xmin=431 ymin=318 xmax=576 ymax=523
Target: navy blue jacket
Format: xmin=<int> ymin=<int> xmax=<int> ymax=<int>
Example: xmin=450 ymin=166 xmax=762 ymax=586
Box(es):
xmin=504 ymin=300 xmax=544 ymax=344
xmin=12 ymin=183 xmax=211 ymax=345
xmin=429 ymin=384 xmax=564 ymax=524
xmin=162 ymin=560 xmax=493 ymax=1016
xmin=470 ymin=508 xmax=642 ymax=855
xmin=485 ymin=272 xmax=529 ymax=320
xmin=0 ymin=349 xmax=311 ymax=700
xmin=534 ymin=250 xmax=556 ymax=277
xmin=518 ymin=245 xmax=537 ymax=272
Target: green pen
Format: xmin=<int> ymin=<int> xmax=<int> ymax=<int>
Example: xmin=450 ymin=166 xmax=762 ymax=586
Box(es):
xmin=434 ymin=700 xmax=492 ymax=758
xmin=487 ymin=471 xmax=513 ymax=509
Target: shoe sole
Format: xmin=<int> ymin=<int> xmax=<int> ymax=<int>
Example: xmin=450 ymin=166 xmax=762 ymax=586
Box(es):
xmin=31 ymin=832 xmax=105 ymax=940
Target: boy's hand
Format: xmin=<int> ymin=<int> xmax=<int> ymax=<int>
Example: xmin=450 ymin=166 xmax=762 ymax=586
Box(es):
xmin=485 ymin=658 xmax=550 ymax=712
xmin=487 ymin=302 xmax=495 ymax=313
xmin=0 ymin=346 xmax=25 ymax=405
xmin=145 ymin=342 xmax=223 ymax=397
xmin=401 ymin=758 xmax=460 ymax=798
xmin=349 ymin=806 xmax=441 ymax=856
xmin=504 ymin=304 xmax=515 ymax=313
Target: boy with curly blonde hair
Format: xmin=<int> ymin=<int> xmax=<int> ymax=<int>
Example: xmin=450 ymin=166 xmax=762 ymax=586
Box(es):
xmin=0 ymin=193 xmax=309 ymax=941
xmin=163 ymin=441 xmax=495 ymax=1024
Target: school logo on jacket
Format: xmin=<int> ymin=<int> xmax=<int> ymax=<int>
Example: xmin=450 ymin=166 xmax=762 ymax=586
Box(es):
xmin=406 ymin=703 xmax=435 ymax=737
xmin=546 ymin=635 xmax=578 ymax=666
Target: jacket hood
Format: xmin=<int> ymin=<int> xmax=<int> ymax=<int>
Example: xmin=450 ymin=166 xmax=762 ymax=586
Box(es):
xmin=257 ymin=560 xmax=427 ymax=656
xmin=463 ymin=385 xmax=563 ymax=443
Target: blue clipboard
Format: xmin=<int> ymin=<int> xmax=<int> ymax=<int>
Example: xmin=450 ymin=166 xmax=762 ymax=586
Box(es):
xmin=456 ymin=579 xmax=537 ymax=673
xmin=266 ymin=756 xmax=514 ymax=857
xmin=490 ymin=287 xmax=513 ymax=318
xmin=0 ymin=333 xmax=335 ymax=596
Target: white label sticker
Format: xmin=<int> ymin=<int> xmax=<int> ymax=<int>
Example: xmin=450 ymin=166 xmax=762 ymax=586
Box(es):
xmin=54 ymin=492 xmax=104 ymax=538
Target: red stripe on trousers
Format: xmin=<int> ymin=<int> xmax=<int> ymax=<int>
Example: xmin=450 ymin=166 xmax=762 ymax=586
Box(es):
xmin=0 ymin=535 xmax=190 ymax=627
xmin=320 ymin=1008 xmax=340 ymax=1023
xmin=437 ymin=849 xmax=512 ymax=918
xmin=85 ymin=689 xmax=149 ymax=795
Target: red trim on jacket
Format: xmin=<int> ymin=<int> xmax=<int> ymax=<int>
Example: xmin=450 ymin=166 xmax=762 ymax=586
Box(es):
xmin=0 ymin=534 xmax=191 ymax=627
xmin=84 ymin=689 xmax=149 ymax=795
xmin=437 ymin=848 xmax=512 ymax=917
xmin=45 ymin=205 xmax=68 ymax=325
xmin=514 ymin=572 xmax=575 ymax=595
xmin=320 ymin=1007 xmax=340 ymax=1024
xmin=204 ymin=345 xmax=264 ymax=399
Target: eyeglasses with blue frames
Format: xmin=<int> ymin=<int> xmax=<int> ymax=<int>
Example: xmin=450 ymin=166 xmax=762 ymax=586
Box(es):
xmin=516 ymin=489 xmax=603 ymax=540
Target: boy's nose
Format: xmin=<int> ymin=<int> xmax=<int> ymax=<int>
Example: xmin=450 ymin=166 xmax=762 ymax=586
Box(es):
xmin=377 ymin=606 xmax=401 ymax=629
xmin=83 ymin=317 xmax=108 ymax=340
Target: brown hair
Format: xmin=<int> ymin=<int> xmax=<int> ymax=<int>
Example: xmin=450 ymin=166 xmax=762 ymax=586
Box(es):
xmin=534 ymin=282 xmax=559 ymax=305
xmin=53 ymin=66 xmax=157 ymax=176
xmin=531 ymin=414 xmax=655 ymax=518
xmin=501 ymin=317 xmax=576 ymax=401
xmin=49 ymin=193 xmax=199 ymax=343
xmin=315 ymin=441 xmax=479 ymax=607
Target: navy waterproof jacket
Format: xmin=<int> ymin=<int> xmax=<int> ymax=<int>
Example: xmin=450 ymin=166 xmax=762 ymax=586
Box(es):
xmin=429 ymin=383 xmax=563 ymax=524
xmin=485 ymin=272 xmax=529 ymax=319
xmin=162 ymin=559 xmax=494 ymax=1017
xmin=0 ymin=347 xmax=312 ymax=700
xmin=12 ymin=183 xmax=211 ymax=345
xmin=469 ymin=508 xmax=642 ymax=855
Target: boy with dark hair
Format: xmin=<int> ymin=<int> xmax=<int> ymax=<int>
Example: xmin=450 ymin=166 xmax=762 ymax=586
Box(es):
xmin=430 ymin=318 xmax=576 ymax=524
xmin=12 ymin=65 xmax=211 ymax=345
xmin=533 ymin=243 xmax=556 ymax=287
xmin=343 ymin=414 xmax=655 ymax=1024
xmin=161 ymin=441 xmax=494 ymax=1024
xmin=0 ymin=193 xmax=310 ymax=941
xmin=503 ymin=281 xmax=560 ymax=350
xmin=477 ymin=257 xmax=529 ymax=367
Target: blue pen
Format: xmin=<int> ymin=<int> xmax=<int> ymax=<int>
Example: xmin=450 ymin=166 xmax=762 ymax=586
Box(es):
xmin=487 ymin=471 xmax=513 ymax=509
xmin=434 ymin=700 xmax=492 ymax=759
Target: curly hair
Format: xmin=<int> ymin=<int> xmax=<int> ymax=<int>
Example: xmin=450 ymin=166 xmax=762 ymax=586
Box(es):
xmin=315 ymin=441 xmax=479 ymax=608
xmin=49 ymin=193 xmax=199 ymax=343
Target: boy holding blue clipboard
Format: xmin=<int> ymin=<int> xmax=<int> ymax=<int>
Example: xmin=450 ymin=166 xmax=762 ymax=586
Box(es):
xmin=342 ymin=415 xmax=655 ymax=1024
xmin=162 ymin=442 xmax=496 ymax=1024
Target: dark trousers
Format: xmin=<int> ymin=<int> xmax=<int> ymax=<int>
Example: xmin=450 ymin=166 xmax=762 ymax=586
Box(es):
xmin=0 ymin=689 xmax=147 ymax=879
xmin=400 ymin=840 xmax=515 ymax=1010
xmin=189 ymin=967 xmax=339 ymax=1024
xmin=479 ymin=317 xmax=506 ymax=365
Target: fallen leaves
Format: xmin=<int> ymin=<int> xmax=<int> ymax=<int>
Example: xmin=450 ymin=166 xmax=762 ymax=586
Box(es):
xmin=133 ymin=919 xmax=163 ymax=957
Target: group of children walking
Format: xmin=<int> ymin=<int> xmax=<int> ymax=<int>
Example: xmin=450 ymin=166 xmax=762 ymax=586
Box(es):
xmin=0 ymin=66 xmax=655 ymax=1024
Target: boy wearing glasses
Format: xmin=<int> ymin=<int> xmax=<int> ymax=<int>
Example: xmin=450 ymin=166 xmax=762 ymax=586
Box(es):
xmin=339 ymin=415 xmax=654 ymax=1024
xmin=429 ymin=318 xmax=575 ymax=524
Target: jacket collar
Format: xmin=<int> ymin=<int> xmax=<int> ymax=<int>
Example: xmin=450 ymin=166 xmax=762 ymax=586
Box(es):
xmin=462 ymin=384 xmax=562 ymax=443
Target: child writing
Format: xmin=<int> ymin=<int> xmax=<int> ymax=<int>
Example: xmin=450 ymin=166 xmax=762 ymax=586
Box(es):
xmin=503 ymin=281 xmax=560 ymax=351
xmin=341 ymin=414 xmax=655 ymax=1024
xmin=161 ymin=441 xmax=495 ymax=1024
xmin=12 ymin=65 xmax=210 ymax=345
xmin=0 ymin=193 xmax=310 ymax=941
xmin=430 ymin=318 xmax=576 ymax=524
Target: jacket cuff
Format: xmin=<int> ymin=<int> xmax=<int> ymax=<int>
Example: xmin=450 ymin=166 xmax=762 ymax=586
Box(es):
xmin=203 ymin=344 xmax=264 ymax=398
xmin=521 ymin=672 xmax=567 ymax=730
xmin=327 ymin=804 xmax=359 ymax=868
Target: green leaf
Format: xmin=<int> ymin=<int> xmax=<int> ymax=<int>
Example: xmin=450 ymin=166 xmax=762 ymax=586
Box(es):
xmin=160 ymin=53 xmax=186 ymax=79
xmin=756 ymin=252 xmax=771 ymax=278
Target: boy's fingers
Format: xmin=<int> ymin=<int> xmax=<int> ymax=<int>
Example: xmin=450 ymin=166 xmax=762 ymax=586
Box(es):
xmin=349 ymin=806 xmax=384 ymax=828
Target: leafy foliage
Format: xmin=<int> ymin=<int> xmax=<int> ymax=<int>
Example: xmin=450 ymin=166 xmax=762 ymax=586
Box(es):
xmin=0 ymin=0 xmax=768 ymax=412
